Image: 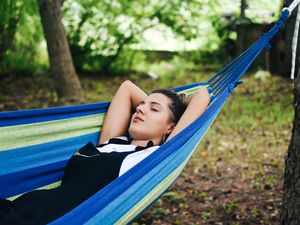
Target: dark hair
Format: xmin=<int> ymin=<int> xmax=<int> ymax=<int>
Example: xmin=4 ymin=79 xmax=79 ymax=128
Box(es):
xmin=151 ymin=89 xmax=187 ymax=124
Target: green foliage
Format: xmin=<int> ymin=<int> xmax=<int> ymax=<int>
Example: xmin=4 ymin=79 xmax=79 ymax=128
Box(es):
xmin=198 ymin=191 xmax=208 ymax=202
xmin=251 ymin=208 xmax=259 ymax=218
xmin=2 ymin=50 xmax=48 ymax=74
xmin=151 ymin=199 xmax=167 ymax=220
xmin=182 ymin=49 xmax=228 ymax=65
xmin=62 ymin=0 xmax=209 ymax=73
xmin=224 ymin=199 xmax=238 ymax=214
xmin=0 ymin=0 xmax=48 ymax=73
xmin=201 ymin=211 xmax=212 ymax=221
xmin=0 ymin=0 xmax=24 ymax=70
xmin=133 ymin=54 xmax=195 ymax=79
xmin=163 ymin=191 xmax=185 ymax=204
xmin=0 ymin=0 xmax=283 ymax=75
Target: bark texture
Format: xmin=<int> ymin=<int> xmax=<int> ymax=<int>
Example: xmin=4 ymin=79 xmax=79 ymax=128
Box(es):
xmin=280 ymin=75 xmax=300 ymax=224
xmin=38 ymin=0 xmax=84 ymax=100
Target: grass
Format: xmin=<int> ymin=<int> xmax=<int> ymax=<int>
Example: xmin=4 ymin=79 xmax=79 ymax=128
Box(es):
xmin=189 ymin=74 xmax=293 ymax=177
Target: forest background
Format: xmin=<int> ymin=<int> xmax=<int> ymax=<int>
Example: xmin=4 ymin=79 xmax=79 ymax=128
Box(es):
xmin=0 ymin=0 xmax=296 ymax=224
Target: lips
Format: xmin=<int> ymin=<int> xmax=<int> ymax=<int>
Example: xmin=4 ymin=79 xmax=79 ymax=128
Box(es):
xmin=133 ymin=115 xmax=144 ymax=122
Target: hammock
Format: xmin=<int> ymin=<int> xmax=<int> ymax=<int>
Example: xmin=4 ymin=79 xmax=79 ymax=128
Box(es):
xmin=0 ymin=8 xmax=293 ymax=225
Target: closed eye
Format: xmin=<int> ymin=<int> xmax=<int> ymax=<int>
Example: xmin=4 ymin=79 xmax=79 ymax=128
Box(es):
xmin=138 ymin=101 xmax=145 ymax=106
xmin=151 ymin=108 xmax=159 ymax=112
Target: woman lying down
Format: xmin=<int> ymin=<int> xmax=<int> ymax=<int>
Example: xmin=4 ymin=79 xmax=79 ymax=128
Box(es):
xmin=0 ymin=80 xmax=210 ymax=225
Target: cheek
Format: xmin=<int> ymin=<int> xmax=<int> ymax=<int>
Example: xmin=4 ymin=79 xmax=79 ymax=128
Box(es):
xmin=149 ymin=113 xmax=171 ymax=129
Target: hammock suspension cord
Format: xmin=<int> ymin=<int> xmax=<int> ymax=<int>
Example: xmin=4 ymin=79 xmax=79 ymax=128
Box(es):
xmin=290 ymin=3 xmax=300 ymax=79
xmin=283 ymin=0 xmax=300 ymax=15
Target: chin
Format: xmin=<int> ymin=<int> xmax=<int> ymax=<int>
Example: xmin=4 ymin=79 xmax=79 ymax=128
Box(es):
xmin=129 ymin=128 xmax=151 ymax=140
xmin=128 ymin=127 xmax=142 ymax=139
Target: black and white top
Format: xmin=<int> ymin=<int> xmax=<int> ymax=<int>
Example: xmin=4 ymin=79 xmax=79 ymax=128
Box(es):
xmin=97 ymin=136 xmax=159 ymax=176
xmin=0 ymin=137 xmax=159 ymax=225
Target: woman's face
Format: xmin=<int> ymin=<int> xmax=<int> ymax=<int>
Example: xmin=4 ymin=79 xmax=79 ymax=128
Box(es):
xmin=128 ymin=93 xmax=175 ymax=143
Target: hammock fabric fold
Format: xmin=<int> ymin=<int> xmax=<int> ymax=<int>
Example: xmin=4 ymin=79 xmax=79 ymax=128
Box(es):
xmin=0 ymin=9 xmax=289 ymax=225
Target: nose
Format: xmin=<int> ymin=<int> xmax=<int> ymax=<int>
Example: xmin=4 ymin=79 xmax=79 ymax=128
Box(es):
xmin=136 ymin=104 xmax=145 ymax=115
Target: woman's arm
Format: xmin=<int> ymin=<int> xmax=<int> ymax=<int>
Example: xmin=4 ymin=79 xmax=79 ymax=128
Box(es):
xmin=99 ymin=80 xmax=147 ymax=144
xmin=166 ymin=88 xmax=210 ymax=142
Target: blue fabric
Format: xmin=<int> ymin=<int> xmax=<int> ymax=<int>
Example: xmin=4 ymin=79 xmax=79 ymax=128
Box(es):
xmin=171 ymin=82 xmax=209 ymax=92
xmin=1 ymin=161 xmax=65 ymax=199
xmin=0 ymin=102 xmax=109 ymax=127
xmin=0 ymin=132 xmax=99 ymax=198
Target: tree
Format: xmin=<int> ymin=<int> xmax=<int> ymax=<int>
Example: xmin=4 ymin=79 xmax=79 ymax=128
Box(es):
xmin=280 ymin=2 xmax=300 ymax=224
xmin=0 ymin=0 xmax=23 ymax=71
xmin=37 ymin=0 xmax=84 ymax=101
xmin=240 ymin=0 xmax=247 ymax=20
xmin=281 ymin=66 xmax=300 ymax=225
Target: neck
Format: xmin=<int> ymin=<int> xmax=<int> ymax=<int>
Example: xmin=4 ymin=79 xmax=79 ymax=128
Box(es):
xmin=131 ymin=139 xmax=160 ymax=147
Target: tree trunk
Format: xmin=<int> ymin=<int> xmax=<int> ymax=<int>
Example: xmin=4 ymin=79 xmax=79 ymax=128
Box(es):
xmin=240 ymin=0 xmax=247 ymax=20
xmin=280 ymin=65 xmax=300 ymax=224
xmin=37 ymin=0 xmax=84 ymax=101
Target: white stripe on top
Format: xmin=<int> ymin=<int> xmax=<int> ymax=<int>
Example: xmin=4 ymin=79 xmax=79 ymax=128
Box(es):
xmin=97 ymin=137 xmax=160 ymax=176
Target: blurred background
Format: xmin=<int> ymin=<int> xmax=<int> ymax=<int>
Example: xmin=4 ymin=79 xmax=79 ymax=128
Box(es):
xmin=0 ymin=0 xmax=296 ymax=224
xmin=0 ymin=0 xmax=288 ymax=83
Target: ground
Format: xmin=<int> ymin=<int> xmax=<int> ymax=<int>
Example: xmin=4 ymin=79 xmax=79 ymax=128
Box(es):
xmin=0 ymin=71 xmax=293 ymax=225
xmin=135 ymin=164 xmax=283 ymax=225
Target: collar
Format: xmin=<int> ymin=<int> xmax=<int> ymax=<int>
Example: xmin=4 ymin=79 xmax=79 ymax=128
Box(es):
xmin=96 ymin=137 xmax=155 ymax=151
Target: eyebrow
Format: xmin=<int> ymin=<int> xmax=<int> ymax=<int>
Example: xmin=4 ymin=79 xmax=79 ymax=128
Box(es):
xmin=139 ymin=101 xmax=163 ymax=108
xmin=150 ymin=101 xmax=162 ymax=107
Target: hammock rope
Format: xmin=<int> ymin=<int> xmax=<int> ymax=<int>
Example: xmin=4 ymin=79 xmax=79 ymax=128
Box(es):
xmin=0 ymin=3 xmax=299 ymax=225
xmin=291 ymin=4 xmax=300 ymax=79
xmin=283 ymin=0 xmax=300 ymax=15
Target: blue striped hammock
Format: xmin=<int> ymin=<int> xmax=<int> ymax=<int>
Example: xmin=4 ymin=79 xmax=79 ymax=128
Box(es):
xmin=0 ymin=10 xmax=289 ymax=225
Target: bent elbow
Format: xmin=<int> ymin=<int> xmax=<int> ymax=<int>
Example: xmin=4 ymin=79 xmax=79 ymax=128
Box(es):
xmin=122 ymin=80 xmax=132 ymax=87
xmin=197 ymin=88 xmax=211 ymax=106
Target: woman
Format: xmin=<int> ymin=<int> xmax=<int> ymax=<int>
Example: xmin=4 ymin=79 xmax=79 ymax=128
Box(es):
xmin=0 ymin=80 xmax=210 ymax=225
xmin=100 ymin=80 xmax=210 ymax=146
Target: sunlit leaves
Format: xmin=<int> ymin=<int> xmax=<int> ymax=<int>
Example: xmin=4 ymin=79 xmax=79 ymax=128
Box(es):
xmin=0 ymin=0 xmax=282 ymax=74
xmin=61 ymin=0 xmax=211 ymax=72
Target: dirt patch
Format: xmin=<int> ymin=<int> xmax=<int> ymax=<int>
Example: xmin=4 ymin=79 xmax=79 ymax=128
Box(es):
xmin=135 ymin=165 xmax=283 ymax=225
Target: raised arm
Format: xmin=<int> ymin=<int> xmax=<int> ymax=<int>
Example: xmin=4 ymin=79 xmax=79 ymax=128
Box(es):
xmin=166 ymin=88 xmax=210 ymax=142
xmin=99 ymin=80 xmax=147 ymax=144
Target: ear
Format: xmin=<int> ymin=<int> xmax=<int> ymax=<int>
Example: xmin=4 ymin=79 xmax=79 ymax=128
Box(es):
xmin=166 ymin=123 xmax=175 ymax=134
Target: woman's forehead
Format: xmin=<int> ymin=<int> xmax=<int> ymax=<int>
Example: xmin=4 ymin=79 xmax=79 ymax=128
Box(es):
xmin=145 ymin=93 xmax=171 ymax=105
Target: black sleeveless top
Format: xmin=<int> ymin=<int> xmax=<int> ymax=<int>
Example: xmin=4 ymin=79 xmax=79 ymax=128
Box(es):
xmin=0 ymin=138 xmax=154 ymax=225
